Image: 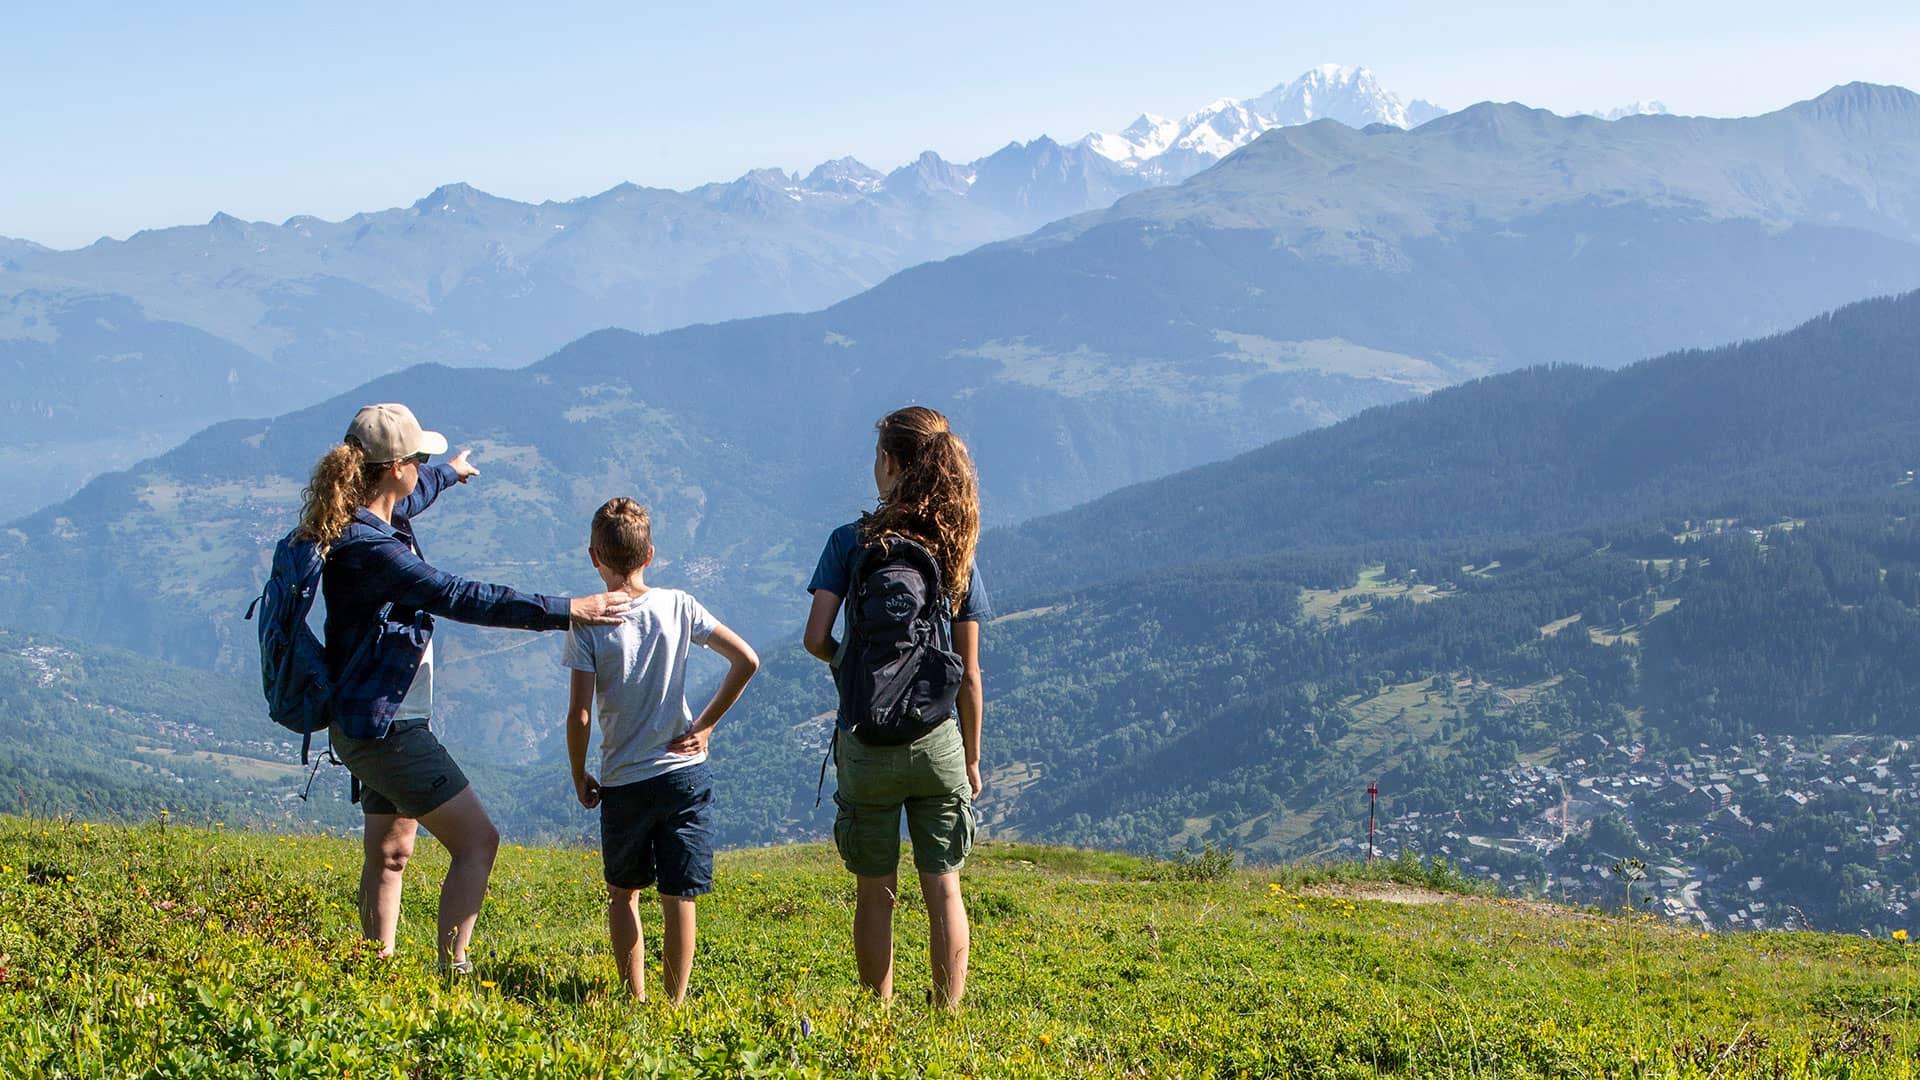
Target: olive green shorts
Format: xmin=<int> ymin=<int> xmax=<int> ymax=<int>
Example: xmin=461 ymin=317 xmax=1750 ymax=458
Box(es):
xmin=330 ymin=716 xmax=471 ymax=818
xmin=832 ymin=719 xmax=974 ymax=878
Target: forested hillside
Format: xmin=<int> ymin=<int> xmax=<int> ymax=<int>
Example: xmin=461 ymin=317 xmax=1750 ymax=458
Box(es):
xmin=990 ymin=290 xmax=1920 ymax=597
xmin=711 ymin=293 xmax=1920 ymax=932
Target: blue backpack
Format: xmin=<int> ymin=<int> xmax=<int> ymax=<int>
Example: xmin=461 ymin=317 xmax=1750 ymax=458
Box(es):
xmin=244 ymin=531 xmax=334 ymax=762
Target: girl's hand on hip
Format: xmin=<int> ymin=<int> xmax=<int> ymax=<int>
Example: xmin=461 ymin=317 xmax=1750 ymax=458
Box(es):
xmin=571 ymin=591 xmax=633 ymax=625
xmin=449 ymin=450 xmax=480 ymax=482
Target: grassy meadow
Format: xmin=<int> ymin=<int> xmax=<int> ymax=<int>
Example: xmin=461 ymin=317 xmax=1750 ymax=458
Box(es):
xmin=0 ymin=816 xmax=1914 ymax=1077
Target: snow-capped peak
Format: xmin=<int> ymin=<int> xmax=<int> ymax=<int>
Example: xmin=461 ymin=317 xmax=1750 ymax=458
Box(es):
xmin=1581 ymin=100 xmax=1671 ymax=121
xmin=1076 ymin=65 xmax=1446 ymax=180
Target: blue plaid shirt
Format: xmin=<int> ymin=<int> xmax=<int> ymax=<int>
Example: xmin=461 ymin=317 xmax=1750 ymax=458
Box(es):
xmin=322 ymin=463 xmax=570 ymax=739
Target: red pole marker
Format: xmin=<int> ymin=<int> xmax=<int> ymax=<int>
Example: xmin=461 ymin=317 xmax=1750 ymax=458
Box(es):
xmin=1367 ymin=783 xmax=1378 ymax=861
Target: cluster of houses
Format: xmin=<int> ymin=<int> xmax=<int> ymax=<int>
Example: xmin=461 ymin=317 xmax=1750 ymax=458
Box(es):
xmin=1367 ymin=733 xmax=1916 ymax=930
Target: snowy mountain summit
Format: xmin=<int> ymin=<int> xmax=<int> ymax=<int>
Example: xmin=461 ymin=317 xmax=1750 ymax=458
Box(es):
xmin=1080 ymin=65 xmax=1446 ymax=182
xmin=1581 ymin=100 xmax=1672 ymax=121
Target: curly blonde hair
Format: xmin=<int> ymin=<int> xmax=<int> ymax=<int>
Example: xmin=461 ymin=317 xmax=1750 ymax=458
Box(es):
xmin=295 ymin=439 xmax=386 ymax=550
xmin=861 ymin=406 xmax=980 ymax=604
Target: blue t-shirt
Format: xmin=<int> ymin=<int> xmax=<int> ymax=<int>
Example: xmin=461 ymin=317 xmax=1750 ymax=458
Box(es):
xmin=807 ymin=521 xmax=991 ymax=623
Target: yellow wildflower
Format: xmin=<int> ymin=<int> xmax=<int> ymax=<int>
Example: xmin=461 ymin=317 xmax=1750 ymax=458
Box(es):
xmin=1038 ymin=1033 xmax=1052 ymax=1047
xmin=1896 ymin=929 xmax=1910 ymax=943
xmin=480 ymin=980 xmax=498 ymax=989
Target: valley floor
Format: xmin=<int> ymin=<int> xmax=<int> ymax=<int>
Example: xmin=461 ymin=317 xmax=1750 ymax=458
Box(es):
xmin=0 ymin=817 xmax=1913 ymax=1077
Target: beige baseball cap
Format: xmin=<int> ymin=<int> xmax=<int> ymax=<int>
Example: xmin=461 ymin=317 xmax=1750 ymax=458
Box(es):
xmin=345 ymin=403 xmax=449 ymax=463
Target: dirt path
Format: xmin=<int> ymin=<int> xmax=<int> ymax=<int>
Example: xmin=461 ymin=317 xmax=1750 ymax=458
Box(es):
xmin=1302 ymin=881 xmax=1608 ymax=923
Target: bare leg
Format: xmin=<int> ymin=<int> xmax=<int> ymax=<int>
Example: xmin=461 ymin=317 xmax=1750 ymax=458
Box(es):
xmin=921 ymin=870 xmax=969 ymax=1010
xmin=608 ymin=886 xmax=646 ymax=999
xmin=660 ymin=895 xmax=698 ymax=1006
xmin=854 ymin=873 xmax=898 ymax=1002
xmin=416 ymin=787 xmax=500 ymax=970
xmin=358 ymin=813 xmax=417 ymax=956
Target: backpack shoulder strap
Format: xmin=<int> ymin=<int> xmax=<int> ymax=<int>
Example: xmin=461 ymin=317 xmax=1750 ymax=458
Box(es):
xmin=888 ymin=536 xmax=949 ymax=619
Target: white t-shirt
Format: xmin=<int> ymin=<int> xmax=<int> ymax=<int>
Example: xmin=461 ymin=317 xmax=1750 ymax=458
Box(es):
xmin=562 ymin=588 xmax=720 ymax=786
xmin=392 ymin=531 xmax=433 ymax=723
xmin=392 ymin=638 xmax=433 ymax=723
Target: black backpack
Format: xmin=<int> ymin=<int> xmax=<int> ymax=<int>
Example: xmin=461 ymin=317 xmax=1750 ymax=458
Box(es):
xmin=836 ymin=536 xmax=965 ymax=746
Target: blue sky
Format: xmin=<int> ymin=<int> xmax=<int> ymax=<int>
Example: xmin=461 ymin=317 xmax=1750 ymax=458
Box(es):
xmin=6 ymin=0 xmax=1918 ymax=248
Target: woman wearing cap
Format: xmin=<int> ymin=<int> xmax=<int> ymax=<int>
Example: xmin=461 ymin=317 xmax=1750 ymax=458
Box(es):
xmin=297 ymin=403 xmax=631 ymax=974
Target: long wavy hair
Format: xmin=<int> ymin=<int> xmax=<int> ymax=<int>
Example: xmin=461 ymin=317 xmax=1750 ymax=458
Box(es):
xmin=296 ymin=438 xmax=386 ymax=550
xmin=860 ymin=406 xmax=980 ymax=604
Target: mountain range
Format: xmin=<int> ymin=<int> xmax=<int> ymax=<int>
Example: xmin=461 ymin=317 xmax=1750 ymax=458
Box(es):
xmin=4 ymin=84 xmax=1920 ymax=766
xmin=0 ymin=65 xmax=1445 ymax=514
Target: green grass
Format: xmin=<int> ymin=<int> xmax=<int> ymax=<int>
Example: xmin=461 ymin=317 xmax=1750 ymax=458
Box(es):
xmin=1300 ymin=565 xmax=1456 ymax=626
xmin=0 ymin=817 xmax=1915 ymax=1077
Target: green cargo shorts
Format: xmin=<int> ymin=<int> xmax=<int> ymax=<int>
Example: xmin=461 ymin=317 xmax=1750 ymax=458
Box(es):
xmin=832 ymin=719 xmax=974 ymax=878
xmin=329 ymin=716 xmax=470 ymax=818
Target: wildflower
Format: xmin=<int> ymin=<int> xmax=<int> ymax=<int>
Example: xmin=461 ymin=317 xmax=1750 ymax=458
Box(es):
xmin=322 ymin=863 xmax=335 ymax=872
xmin=480 ymin=980 xmax=497 ymax=989
xmin=800 ymin=1017 xmax=812 ymax=1037
xmin=1038 ymin=1033 xmax=1052 ymax=1047
xmin=1896 ymin=929 xmax=1910 ymax=944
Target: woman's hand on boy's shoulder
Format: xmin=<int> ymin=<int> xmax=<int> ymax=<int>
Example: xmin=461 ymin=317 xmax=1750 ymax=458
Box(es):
xmin=449 ymin=449 xmax=480 ymax=483
xmin=571 ymin=591 xmax=633 ymax=625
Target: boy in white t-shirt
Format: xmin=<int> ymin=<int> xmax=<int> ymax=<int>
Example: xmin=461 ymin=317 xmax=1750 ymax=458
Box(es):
xmin=564 ymin=497 xmax=759 ymax=1005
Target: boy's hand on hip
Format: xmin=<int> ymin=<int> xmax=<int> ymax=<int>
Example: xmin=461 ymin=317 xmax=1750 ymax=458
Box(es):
xmin=668 ymin=726 xmax=711 ymax=756
xmin=574 ymin=773 xmax=602 ymax=809
xmin=966 ymin=760 xmax=983 ymax=799
xmin=448 ymin=449 xmax=480 ymax=482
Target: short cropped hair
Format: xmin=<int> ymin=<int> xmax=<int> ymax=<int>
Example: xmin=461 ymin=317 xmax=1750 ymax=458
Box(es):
xmin=591 ymin=498 xmax=653 ymax=573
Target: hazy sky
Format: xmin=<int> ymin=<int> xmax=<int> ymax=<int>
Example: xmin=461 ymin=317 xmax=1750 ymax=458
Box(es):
xmin=7 ymin=0 xmax=1918 ymax=249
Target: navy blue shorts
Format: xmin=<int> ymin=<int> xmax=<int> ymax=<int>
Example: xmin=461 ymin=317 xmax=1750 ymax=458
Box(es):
xmin=599 ymin=763 xmax=715 ymax=897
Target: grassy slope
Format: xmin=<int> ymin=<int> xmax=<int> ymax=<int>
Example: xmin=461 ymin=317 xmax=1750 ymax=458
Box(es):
xmin=0 ymin=819 xmax=1914 ymax=1077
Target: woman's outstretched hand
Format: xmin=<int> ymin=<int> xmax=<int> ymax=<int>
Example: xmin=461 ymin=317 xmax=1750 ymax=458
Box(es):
xmin=449 ymin=449 xmax=480 ymax=483
xmin=571 ymin=591 xmax=633 ymax=625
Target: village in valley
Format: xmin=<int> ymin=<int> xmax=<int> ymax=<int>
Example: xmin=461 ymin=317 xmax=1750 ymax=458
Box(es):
xmin=1363 ymin=732 xmax=1916 ymax=931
